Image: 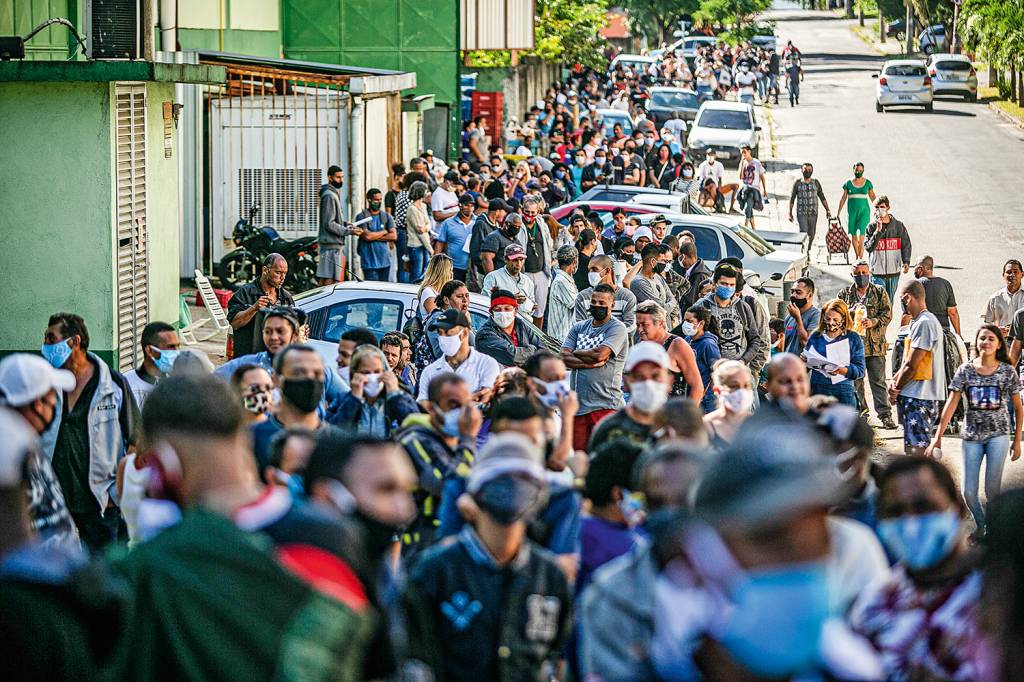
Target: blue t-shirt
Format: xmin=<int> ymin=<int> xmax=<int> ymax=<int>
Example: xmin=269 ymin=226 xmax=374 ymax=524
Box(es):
xmin=784 ymin=305 xmax=821 ymax=354
xmin=437 ymin=215 xmax=474 ymax=269
xmin=356 ymin=210 xmax=393 ymax=270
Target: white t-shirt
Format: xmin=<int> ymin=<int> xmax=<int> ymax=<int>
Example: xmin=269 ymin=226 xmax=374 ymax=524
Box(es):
xmin=697 ymin=159 xmax=724 ymax=185
xmin=901 ymin=310 xmax=947 ymax=401
xmin=825 ymin=516 xmax=890 ymax=615
xmin=417 ymin=349 xmax=501 ymax=401
xmin=430 ymin=186 xmax=459 ymax=229
xmin=418 ymin=286 xmax=438 ymax=319
xmin=735 ymin=70 xmax=758 ymax=95
xmin=123 ymin=368 xmax=157 ymax=408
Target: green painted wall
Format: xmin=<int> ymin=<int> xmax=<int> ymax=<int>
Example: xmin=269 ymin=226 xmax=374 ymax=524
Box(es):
xmin=0 ymin=81 xmax=114 ymax=355
xmin=176 ymin=28 xmax=281 ymax=57
xmin=0 ymin=0 xmax=77 ymax=61
xmin=281 ymin=0 xmax=459 ymax=159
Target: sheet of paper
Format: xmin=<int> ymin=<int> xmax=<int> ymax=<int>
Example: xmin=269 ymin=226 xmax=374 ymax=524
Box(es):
xmin=824 ymin=337 xmax=851 ymax=384
xmin=804 ymin=346 xmax=840 ymax=379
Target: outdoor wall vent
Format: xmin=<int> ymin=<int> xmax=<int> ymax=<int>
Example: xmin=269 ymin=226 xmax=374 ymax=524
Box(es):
xmin=85 ymin=0 xmax=140 ymax=59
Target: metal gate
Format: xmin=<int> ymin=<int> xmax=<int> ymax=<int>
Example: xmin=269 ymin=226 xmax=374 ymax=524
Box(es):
xmin=209 ymin=88 xmax=349 ymax=263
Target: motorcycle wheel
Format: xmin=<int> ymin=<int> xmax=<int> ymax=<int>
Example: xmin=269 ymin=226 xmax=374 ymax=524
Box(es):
xmin=216 ymin=251 xmax=259 ymax=291
xmin=288 ymin=256 xmax=319 ymax=294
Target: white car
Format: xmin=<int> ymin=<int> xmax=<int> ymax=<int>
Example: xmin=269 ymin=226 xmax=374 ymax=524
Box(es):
xmin=926 ymin=53 xmax=978 ymax=101
xmin=609 ymin=54 xmax=657 ymax=77
xmin=874 ymin=59 xmax=933 ymax=112
xmin=685 ymin=101 xmax=761 ymax=165
xmin=293 ymin=282 xmax=557 ymax=369
xmin=682 ymin=36 xmax=718 ymax=63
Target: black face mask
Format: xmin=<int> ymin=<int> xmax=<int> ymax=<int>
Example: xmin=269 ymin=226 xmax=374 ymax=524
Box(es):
xmin=590 ymin=305 xmax=610 ymax=321
xmin=854 ymin=274 xmax=871 ymax=288
xmin=474 ymin=476 xmax=545 ymax=526
xmin=329 ymin=179 xmax=343 ymax=189
xmin=790 ymin=295 xmax=806 ymax=307
xmin=281 ymin=378 xmax=323 ymax=413
xmin=802 ymin=170 xmax=813 ymax=179
xmin=355 ymin=510 xmax=404 ymax=559
xmin=654 ymin=262 xmax=667 ymax=275
xmin=504 ymin=226 xmax=520 ymax=239
xmin=32 ymin=401 xmax=56 ymax=434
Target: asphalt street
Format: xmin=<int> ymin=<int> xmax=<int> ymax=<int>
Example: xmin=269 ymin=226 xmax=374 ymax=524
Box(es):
xmin=756 ymin=4 xmax=1024 ymax=494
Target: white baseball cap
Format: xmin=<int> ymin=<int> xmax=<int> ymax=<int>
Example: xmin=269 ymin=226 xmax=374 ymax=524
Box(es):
xmin=0 ymin=407 xmax=39 ymax=487
xmin=0 ymin=353 xmax=75 ymax=408
xmin=625 ymin=341 xmax=670 ymax=373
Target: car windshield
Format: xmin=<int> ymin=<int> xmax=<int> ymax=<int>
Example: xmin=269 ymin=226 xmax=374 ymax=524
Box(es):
xmin=652 ymin=91 xmax=699 ymax=109
xmin=885 ymin=64 xmax=926 ymax=77
xmin=684 ymin=38 xmax=714 ymax=50
xmin=696 ymin=109 xmax=751 ymax=130
xmin=934 ymin=61 xmax=971 ymax=72
xmin=728 ymin=223 xmax=773 ymax=256
xmin=602 ymin=116 xmax=633 ymax=135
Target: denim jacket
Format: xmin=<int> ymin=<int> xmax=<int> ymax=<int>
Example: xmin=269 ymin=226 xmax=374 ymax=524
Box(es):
xmin=41 ymin=353 xmax=138 ymax=510
xmin=327 ymin=389 xmax=419 ymax=438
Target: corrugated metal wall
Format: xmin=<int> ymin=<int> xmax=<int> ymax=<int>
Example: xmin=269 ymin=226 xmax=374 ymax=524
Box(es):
xmin=460 ymin=0 xmax=535 ymax=51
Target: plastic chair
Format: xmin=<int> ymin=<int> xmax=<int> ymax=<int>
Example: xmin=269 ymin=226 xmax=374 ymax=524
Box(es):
xmin=180 ymin=270 xmax=232 ymax=344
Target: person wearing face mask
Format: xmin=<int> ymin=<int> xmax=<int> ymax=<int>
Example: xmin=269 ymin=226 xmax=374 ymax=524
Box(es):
xmin=573 ymin=254 xmax=638 ymax=337
xmin=803 ymin=299 xmax=865 ymax=407
xmin=783 ymin=277 xmax=820 ymax=354
xmin=523 ymin=350 xmax=581 ymax=474
xmin=570 ymin=149 xmax=588 ymax=192
xmin=317 ymin=164 xmax=363 ymax=286
xmin=588 ymin=341 xmax=675 ymax=451
xmin=229 ymin=364 xmax=275 ymax=425
xmin=788 ymin=162 xmax=831 ymax=249
xmin=630 ymin=243 xmax=681 ymax=330
xmin=482 ymin=243 xmax=538 ymax=319
xmin=416 ymin=309 xmax=500 ymax=405
xmin=546 ymin=245 xmax=580 ymax=345
xmin=435 ymin=193 xmax=477 ymax=283
xmin=329 ymin=345 xmax=419 ymax=439
xmin=850 ymin=456 xmax=980 ymax=681
xmin=123 ymin=321 xmax=179 ymax=408
xmin=703 ymin=359 xmax=754 ymax=450
xmin=581 ymin=148 xmax=613 ymax=192
xmin=695 ymin=264 xmax=763 ymax=378
xmin=476 ymin=288 xmax=542 ymax=368
xmin=515 ymin=196 xmax=555 ymax=329
xmin=840 ymin=259 xmax=896 ymax=429
xmin=399 ymin=432 xmax=571 ymax=682
xmin=355 ymin=187 xmax=397 ymax=282
xmin=468 ymin=198 xmax=509 ymax=289
xmin=636 ymin=301 xmax=705 ymax=405
xmin=734 ymin=62 xmax=758 ymax=104
xmin=0 ymin=354 xmax=80 ymax=552
xmin=39 ymin=312 xmax=139 ymax=552
xmin=480 ymin=212 xmax=522 ymax=274
xmin=836 ymin=162 xmax=877 ymax=261
xmin=680 ymin=305 xmax=722 ymax=414
xmin=864 ymin=194 xmax=911 ymax=304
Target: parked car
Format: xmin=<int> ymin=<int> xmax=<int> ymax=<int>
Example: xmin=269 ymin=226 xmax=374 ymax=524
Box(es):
xmin=578 ymin=185 xmax=674 ymax=203
xmin=682 ymin=35 xmax=718 ymax=64
xmin=646 ymin=86 xmax=701 ymax=128
xmin=874 ymin=59 xmax=933 ymax=112
xmin=885 ymin=18 xmax=906 ymax=39
xmin=595 ymin=108 xmax=635 ymax=139
xmin=685 ymin=101 xmax=761 ymax=165
xmin=926 ymin=53 xmax=978 ymax=101
xmin=293 ymin=282 xmax=559 ymax=369
xmin=918 ymin=24 xmax=947 ymax=55
xmin=751 ymin=25 xmax=777 ymax=52
xmin=609 ymin=54 xmax=658 ymax=77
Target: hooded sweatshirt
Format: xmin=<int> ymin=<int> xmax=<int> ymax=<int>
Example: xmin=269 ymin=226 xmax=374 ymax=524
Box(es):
xmin=318 ymin=183 xmax=351 ymax=247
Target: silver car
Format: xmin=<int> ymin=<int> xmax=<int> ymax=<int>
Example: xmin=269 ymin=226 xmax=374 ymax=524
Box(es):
xmin=926 ymin=54 xmax=978 ymax=101
xmin=875 ymin=59 xmax=933 ymax=112
xmin=293 ymin=282 xmax=558 ymax=369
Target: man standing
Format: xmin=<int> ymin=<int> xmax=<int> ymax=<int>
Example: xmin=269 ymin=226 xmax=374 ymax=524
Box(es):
xmin=902 ymin=255 xmax=960 ymax=335
xmin=482 ymin=244 xmax=538 ymax=322
xmin=518 ymin=196 xmax=554 ymax=330
xmin=783 ymin=277 xmax=820 ymax=355
xmin=227 ymin=253 xmax=295 ymax=357
xmin=480 ymin=213 xmax=522 ymax=274
xmin=354 ymin=188 xmax=397 ymax=282
xmin=581 ymin=148 xmax=613 ymax=192
xmin=983 ymin=259 xmax=1024 ymax=336
xmin=40 ymin=313 xmax=138 ymax=550
xmin=587 ymin=342 xmax=674 ymax=449
xmin=675 ymin=241 xmax=712 ymax=311
xmin=695 ymin=264 xmax=764 ymax=375
xmin=785 ymin=52 xmax=802 ymax=106
xmin=416 ymin=310 xmax=500 ymax=404
xmin=864 ymin=195 xmax=911 ymax=305
xmin=317 ymin=165 xmax=362 ymax=285
xmin=840 ymin=260 xmax=895 ymax=428
xmin=431 ymin=171 xmax=461 ymax=230
xmin=573 ymin=255 xmax=638 ymax=337
xmin=123 ymin=321 xmax=179 ymax=407
xmin=468 ymin=198 xmax=508 ymax=289
xmin=889 ymin=280 xmax=946 ymax=456
xmin=630 ymin=243 xmax=680 ymax=329
xmin=476 ymin=288 xmax=542 ymax=368
xmin=563 ymin=284 xmax=630 ymax=449
xmin=400 ymin=432 xmax=570 ymax=682
xmin=547 ymin=245 xmax=580 ymax=345
xmin=636 ymin=301 xmax=704 ymax=405
xmin=436 ymin=194 xmax=477 ymax=283
xmin=788 ymin=163 xmax=831 ymax=248
xmin=737 ymin=145 xmax=767 ymax=230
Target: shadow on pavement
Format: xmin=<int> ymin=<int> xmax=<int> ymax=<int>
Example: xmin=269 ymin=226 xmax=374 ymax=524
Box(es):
xmin=806 ymin=66 xmax=883 ymax=75
xmin=883 ymin=108 xmax=977 ymax=117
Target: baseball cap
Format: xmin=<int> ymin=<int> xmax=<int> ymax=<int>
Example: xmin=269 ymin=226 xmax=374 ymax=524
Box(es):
xmin=504 ymin=243 xmax=526 ymax=260
xmin=467 ymin=431 xmax=545 ymax=494
xmin=632 ymin=226 xmax=654 ymax=243
xmin=0 ymin=407 xmax=39 ymax=488
xmin=428 ymin=308 xmax=472 ymax=331
xmin=0 ymin=353 xmax=75 ymax=408
xmin=488 ymin=198 xmax=511 ymax=212
xmin=458 ymin=193 xmax=476 ymax=205
xmin=625 ymin=341 xmax=670 ymax=373
xmin=423 ymin=149 xmax=434 ymax=157
xmin=444 ymin=170 xmax=461 ymax=183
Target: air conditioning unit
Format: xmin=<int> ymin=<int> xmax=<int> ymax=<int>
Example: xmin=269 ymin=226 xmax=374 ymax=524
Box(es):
xmin=85 ymin=0 xmax=141 ymax=59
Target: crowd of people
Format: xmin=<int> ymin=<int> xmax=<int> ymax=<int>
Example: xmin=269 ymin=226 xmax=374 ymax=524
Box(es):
xmin=6 ymin=34 xmax=1024 ymax=682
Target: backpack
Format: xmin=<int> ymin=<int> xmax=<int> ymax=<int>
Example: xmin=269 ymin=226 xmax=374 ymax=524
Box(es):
xmin=825 ymin=218 xmax=851 ymax=264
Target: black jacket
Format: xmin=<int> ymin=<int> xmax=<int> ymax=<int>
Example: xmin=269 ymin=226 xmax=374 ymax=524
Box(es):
xmin=676 ymin=258 xmax=713 ymax=310
xmin=400 ymin=528 xmax=572 ymax=682
xmin=475 ymin=318 xmax=541 ymax=367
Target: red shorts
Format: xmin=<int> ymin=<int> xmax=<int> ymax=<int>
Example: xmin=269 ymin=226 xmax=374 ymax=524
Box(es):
xmin=572 ymin=409 xmax=615 ymax=451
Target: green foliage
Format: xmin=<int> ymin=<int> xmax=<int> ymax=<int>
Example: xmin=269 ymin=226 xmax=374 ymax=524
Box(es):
xmin=692 ymin=0 xmax=772 ymax=31
xmin=958 ymin=0 xmax=1024 ymax=70
xmin=620 ymin=0 xmax=701 ymax=45
xmin=463 ymin=0 xmax=610 ymax=69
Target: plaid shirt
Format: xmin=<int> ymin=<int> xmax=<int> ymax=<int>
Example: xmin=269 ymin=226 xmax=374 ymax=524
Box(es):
xmin=839 ymin=282 xmax=892 ymax=357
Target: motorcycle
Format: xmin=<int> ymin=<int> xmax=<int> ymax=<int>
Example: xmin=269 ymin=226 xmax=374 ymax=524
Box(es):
xmin=215 ymin=203 xmax=319 ymax=293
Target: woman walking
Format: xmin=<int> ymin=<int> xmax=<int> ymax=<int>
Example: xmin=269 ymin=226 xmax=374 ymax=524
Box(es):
xmin=803 ymin=299 xmax=865 ymax=407
xmin=405 ymin=180 xmax=432 ymax=282
xmin=835 ymin=162 xmax=876 ymax=259
xmin=927 ymin=324 xmax=1023 ymax=535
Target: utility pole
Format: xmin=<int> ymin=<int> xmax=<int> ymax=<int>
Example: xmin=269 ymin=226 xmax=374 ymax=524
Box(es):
xmin=880 ymin=12 xmax=886 ymax=42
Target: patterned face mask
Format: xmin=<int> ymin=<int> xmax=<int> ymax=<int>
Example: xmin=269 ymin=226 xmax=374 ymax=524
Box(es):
xmin=242 ymin=390 xmax=273 ymax=415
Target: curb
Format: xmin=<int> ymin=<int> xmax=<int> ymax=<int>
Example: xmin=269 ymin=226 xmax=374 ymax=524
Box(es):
xmin=989 ymin=101 xmax=1024 ymax=131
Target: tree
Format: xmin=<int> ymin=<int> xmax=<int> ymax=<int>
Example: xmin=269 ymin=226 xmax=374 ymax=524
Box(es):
xmin=958 ymin=0 xmax=1024 ymax=102
xmin=620 ymin=0 xmax=701 ymax=47
xmin=692 ymin=0 xmax=772 ymax=31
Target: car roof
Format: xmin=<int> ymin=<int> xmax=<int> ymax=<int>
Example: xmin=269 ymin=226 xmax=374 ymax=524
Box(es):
xmin=596 ymin=108 xmax=631 ymax=116
xmin=685 ymin=35 xmax=716 ymax=42
xmin=695 ymin=100 xmax=753 ymax=112
xmin=649 ymin=86 xmax=698 ymax=94
xmin=296 ymin=281 xmax=491 ymax=306
xmin=883 ymin=59 xmax=926 ymax=67
xmin=581 ymin=184 xmax=672 ymax=196
xmin=931 ymin=54 xmax=971 ymax=62
xmin=613 ymin=54 xmax=656 ymax=63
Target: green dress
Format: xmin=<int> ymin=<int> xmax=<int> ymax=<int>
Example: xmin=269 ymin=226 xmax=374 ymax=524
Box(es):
xmin=843 ymin=178 xmax=874 ymax=236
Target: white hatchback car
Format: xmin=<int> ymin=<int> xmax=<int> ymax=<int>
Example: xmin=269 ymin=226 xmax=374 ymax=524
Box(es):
xmin=685 ymin=100 xmax=761 ymax=165
xmin=874 ymin=59 xmax=933 ymax=112
xmin=926 ymin=53 xmax=978 ymax=101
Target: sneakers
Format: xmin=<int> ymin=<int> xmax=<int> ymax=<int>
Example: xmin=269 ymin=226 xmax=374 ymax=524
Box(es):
xmin=879 ymin=417 xmax=898 ymax=430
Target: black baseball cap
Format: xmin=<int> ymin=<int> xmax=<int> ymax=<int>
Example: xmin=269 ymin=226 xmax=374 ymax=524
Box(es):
xmin=459 ymin=193 xmax=476 ymax=205
xmin=488 ymin=198 xmax=511 ymax=212
xmin=428 ymin=308 xmax=471 ymax=331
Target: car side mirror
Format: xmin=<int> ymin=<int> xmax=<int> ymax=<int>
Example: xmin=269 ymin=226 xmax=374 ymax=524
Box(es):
xmin=771 ymin=273 xmax=783 ymax=281
xmin=755 ymin=125 xmax=762 ymax=131
xmin=871 ymin=73 xmax=879 ymax=78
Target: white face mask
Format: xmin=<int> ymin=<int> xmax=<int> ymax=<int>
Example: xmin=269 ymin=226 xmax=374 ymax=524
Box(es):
xmin=588 ymin=271 xmax=602 ymax=287
xmin=630 ymin=379 xmax=669 ymax=413
xmin=437 ymin=333 xmax=463 ymax=357
xmin=680 ymin=321 xmax=697 ymax=337
xmin=492 ymin=311 xmax=516 ymax=329
xmin=721 ymin=388 xmax=754 ymax=414
xmin=362 ymin=372 xmax=383 ymax=398
xmin=538 ymin=379 xmax=570 ymax=408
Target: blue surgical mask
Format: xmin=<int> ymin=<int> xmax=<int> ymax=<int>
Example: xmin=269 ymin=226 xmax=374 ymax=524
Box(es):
xmin=715 ymin=284 xmax=736 ymax=300
xmin=274 ymin=468 xmax=306 ymax=501
xmin=41 ymin=339 xmax=73 ymax=369
xmin=719 ymin=562 xmax=830 ymax=677
xmin=876 ymin=510 xmax=962 ymax=570
xmin=152 ymin=347 xmax=180 ymax=374
xmin=441 ymin=406 xmax=462 ymax=438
